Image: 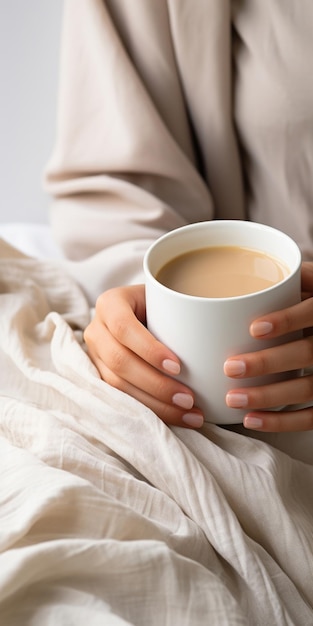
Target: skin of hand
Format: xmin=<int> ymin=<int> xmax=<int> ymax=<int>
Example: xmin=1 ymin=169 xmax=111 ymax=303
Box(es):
xmin=83 ymin=284 xmax=204 ymax=429
xmin=84 ymin=263 xmax=313 ymax=432
xmin=224 ymin=262 xmax=313 ymax=432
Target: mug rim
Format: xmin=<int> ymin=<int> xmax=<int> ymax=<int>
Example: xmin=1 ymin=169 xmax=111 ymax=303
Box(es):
xmin=143 ymin=220 xmax=302 ymax=302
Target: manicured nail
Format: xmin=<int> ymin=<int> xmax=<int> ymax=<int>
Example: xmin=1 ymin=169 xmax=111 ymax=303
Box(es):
xmin=226 ymin=392 xmax=248 ymax=408
xmin=250 ymin=321 xmax=273 ymax=337
xmin=172 ymin=393 xmax=194 ymax=410
xmin=182 ymin=413 xmax=204 ymax=428
xmin=162 ymin=359 xmax=180 ymax=375
xmin=224 ymin=359 xmax=246 ymax=377
xmin=244 ymin=416 xmax=263 ymax=429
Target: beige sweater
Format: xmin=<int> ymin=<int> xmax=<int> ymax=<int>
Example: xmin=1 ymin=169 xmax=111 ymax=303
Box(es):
xmin=45 ymin=0 xmax=313 ymax=303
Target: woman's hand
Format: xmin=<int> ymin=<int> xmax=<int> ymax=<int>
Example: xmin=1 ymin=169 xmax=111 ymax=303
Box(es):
xmin=224 ymin=262 xmax=313 ymax=432
xmin=84 ymin=264 xmax=313 ymax=433
xmin=84 ymin=284 xmax=204 ymax=428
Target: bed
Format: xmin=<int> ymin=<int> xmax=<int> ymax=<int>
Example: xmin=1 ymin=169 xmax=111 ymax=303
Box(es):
xmin=0 ymin=223 xmax=312 ymax=625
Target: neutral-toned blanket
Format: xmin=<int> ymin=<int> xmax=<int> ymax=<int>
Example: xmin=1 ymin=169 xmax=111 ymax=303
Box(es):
xmin=0 ymin=239 xmax=313 ymax=626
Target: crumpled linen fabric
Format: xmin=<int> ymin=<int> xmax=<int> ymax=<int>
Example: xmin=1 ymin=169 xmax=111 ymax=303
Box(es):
xmin=0 ymin=241 xmax=312 ymax=625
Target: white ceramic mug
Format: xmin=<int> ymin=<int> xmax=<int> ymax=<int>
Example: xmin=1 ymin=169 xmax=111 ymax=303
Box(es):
xmin=143 ymin=220 xmax=302 ymax=425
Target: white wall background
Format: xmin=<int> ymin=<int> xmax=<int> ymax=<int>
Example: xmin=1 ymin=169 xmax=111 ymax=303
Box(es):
xmin=0 ymin=0 xmax=63 ymax=223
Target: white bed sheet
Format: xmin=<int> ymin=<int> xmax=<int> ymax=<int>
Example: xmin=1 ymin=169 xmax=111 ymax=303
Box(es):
xmin=0 ymin=222 xmax=63 ymax=259
xmin=0 ymin=227 xmax=313 ymax=625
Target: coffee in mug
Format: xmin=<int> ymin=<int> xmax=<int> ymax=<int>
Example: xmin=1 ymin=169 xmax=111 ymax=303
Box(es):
xmin=156 ymin=245 xmax=290 ymax=298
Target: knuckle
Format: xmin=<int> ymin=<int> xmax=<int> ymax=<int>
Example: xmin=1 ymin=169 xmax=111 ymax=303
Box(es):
xmin=95 ymin=291 xmax=108 ymax=312
xmin=83 ymin=323 xmax=93 ymax=346
xmin=253 ymin=351 xmax=269 ymax=377
xmin=108 ymin=346 xmax=128 ymax=374
xmin=246 ymin=388 xmax=263 ymax=408
xmin=110 ymin=316 xmax=130 ymax=344
xmin=281 ymin=309 xmax=294 ymax=333
xmin=159 ymin=402 xmax=181 ymax=425
xmin=143 ymin=341 xmax=158 ymax=366
xmin=273 ymin=414 xmax=288 ymax=431
xmin=95 ymin=288 xmax=121 ymax=316
xmin=154 ymin=375 xmax=173 ymax=402
xmin=103 ymin=368 xmax=123 ymax=390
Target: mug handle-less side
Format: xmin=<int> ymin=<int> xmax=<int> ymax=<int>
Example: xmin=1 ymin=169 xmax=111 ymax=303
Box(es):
xmin=143 ymin=221 xmax=302 ymax=424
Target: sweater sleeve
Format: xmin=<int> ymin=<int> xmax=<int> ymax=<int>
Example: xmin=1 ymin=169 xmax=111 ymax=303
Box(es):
xmin=44 ymin=0 xmax=244 ymax=303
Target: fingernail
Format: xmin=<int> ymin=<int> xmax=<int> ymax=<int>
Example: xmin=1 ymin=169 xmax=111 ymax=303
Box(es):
xmin=172 ymin=393 xmax=194 ymax=410
xmin=162 ymin=359 xmax=180 ymax=375
xmin=226 ymin=392 xmax=248 ymax=408
xmin=244 ymin=416 xmax=263 ymax=429
xmin=224 ymin=359 xmax=246 ymax=377
xmin=182 ymin=413 xmax=204 ymax=428
xmin=251 ymin=321 xmax=273 ymax=337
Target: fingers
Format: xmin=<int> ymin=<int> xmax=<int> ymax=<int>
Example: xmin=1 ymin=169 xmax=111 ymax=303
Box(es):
xmin=225 ymin=370 xmax=313 ymax=432
xmin=224 ymin=336 xmax=313 ymax=379
xmin=91 ymin=324 xmax=201 ymax=417
xmin=223 ymin=273 xmax=313 ymax=431
xmin=224 ymin=336 xmax=313 ymax=431
xmin=85 ymin=278 xmax=313 ymax=432
xmin=249 ymin=265 xmax=313 ymax=339
xmin=249 ymin=297 xmax=313 ymax=339
xmin=94 ymin=286 xmax=181 ymax=374
xmin=226 ymin=373 xmax=313 ymax=411
xmin=93 ymin=353 xmax=204 ymax=428
xmin=242 ymin=407 xmax=313 ymax=432
xmin=84 ymin=285 xmax=204 ymax=428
